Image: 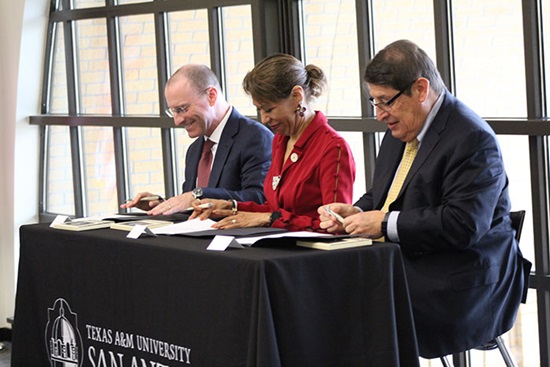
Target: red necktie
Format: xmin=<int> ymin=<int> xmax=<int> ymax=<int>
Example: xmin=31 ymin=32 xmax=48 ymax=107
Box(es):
xmin=197 ymin=139 xmax=214 ymax=187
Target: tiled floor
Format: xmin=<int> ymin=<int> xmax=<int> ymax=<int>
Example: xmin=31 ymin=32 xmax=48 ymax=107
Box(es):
xmin=0 ymin=342 xmax=10 ymax=367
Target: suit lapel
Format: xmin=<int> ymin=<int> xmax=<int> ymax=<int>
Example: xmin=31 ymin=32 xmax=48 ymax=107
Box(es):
xmin=404 ymin=91 xmax=452 ymax=187
xmin=374 ymin=92 xmax=453 ymax=209
xmin=208 ymin=109 xmax=239 ymax=186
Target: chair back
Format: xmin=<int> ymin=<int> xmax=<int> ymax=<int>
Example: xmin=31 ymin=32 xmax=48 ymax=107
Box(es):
xmin=510 ymin=210 xmax=526 ymax=243
xmin=440 ymin=210 xmax=528 ymax=367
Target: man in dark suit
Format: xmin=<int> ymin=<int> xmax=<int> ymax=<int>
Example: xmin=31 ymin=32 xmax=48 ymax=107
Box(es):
xmin=122 ymin=64 xmax=273 ymax=215
xmin=319 ymin=40 xmax=531 ymax=358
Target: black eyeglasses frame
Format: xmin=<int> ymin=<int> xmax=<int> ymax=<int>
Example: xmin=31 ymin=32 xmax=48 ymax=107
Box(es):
xmin=369 ymin=79 xmax=417 ymax=112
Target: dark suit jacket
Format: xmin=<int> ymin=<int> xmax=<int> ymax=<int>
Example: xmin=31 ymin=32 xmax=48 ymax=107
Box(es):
xmin=355 ymin=91 xmax=531 ymax=358
xmin=182 ymin=108 xmax=273 ymax=203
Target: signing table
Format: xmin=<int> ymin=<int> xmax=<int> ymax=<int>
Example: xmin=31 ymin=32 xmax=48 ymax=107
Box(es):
xmin=12 ymin=223 xmax=419 ymax=367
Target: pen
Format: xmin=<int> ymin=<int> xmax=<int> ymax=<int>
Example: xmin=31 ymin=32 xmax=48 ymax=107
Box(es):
xmin=183 ymin=202 xmax=213 ymax=212
xmin=126 ymin=195 xmax=161 ymax=203
xmin=325 ymin=205 xmax=345 ymax=224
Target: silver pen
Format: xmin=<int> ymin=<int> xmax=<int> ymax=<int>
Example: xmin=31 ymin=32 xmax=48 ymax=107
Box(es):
xmin=325 ymin=205 xmax=345 ymax=223
xmin=125 ymin=195 xmax=161 ymax=203
xmin=183 ymin=202 xmax=213 ymax=212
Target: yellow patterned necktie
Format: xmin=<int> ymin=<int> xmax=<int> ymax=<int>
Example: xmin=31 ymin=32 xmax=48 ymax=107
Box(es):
xmin=381 ymin=139 xmax=419 ymax=212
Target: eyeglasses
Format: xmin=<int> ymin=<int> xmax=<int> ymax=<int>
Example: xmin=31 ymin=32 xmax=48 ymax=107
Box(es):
xmin=369 ymin=79 xmax=416 ymax=112
xmin=165 ymin=105 xmax=189 ymax=118
xmin=165 ymin=87 xmax=211 ymax=118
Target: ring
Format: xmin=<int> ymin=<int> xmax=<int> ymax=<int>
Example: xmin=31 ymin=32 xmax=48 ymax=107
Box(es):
xmin=231 ymin=219 xmax=236 ymax=224
xmin=168 ymin=203 xmax=172 ymax=209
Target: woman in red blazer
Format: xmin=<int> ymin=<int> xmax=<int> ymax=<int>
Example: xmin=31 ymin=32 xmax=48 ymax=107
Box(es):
xmin=191 ymin=54 xmax=355 ymax=231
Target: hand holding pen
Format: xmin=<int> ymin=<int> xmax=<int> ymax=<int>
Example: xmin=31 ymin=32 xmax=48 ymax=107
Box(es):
xmin=184 ymin=202 xmax=213 ymax=212
xmin=324 ymin=205 xmax=345 ymax=223
xmin=188 ymin=199 xmax=231 ymax=221
xmin=120 ymin=192 xmax=163 ymax=211
xmin=318 ymin=203 xmax=357 ymax=233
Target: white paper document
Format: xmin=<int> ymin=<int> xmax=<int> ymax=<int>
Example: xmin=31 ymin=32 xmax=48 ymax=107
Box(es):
xmin=236 ymin=231 xmax=334 ymax=246
xmin=152 ymin=218 xmax=217 ymax=235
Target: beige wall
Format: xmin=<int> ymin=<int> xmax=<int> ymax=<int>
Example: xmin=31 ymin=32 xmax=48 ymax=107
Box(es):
xmin=0 ymin=0 xmax=46 ymax=327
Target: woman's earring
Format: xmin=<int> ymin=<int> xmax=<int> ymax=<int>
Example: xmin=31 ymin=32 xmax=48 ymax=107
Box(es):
xmin=295 ymin=102 xmax=306 ymax=117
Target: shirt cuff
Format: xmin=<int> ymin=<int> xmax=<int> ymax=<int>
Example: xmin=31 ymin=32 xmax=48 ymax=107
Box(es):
xmin=386 ymin=211 xmax=400 ymax=242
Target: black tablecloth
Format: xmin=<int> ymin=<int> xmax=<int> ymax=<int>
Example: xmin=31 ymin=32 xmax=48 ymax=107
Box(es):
xmin=12 ymin=223 xmax=419 ymax=367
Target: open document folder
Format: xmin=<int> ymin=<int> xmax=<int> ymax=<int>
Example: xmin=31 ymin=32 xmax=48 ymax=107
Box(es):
xmin=150 ymin=218 xmax=331 ymax=242
xmin=206 ymin=231 xmax=338 ymax=251
xmin=235 ymin=231 xmax=335 ymax=246
xmin=151 ymin=218 xmax=286 ymax=238
xmin=149 ymin=218 xmax=366 ymax=250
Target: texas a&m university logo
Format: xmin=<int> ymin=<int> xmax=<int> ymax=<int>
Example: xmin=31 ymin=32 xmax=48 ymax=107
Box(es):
xmin=45 ymin=298 xmax=84 ymax=367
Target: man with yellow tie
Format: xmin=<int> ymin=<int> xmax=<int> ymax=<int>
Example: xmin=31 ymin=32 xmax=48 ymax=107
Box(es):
xmin=319 ymin=40 xmax=530 ymax=359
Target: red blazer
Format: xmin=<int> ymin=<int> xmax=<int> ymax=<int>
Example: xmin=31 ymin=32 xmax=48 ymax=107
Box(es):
xmin=239 ymin=111 xmax=355 ymax=231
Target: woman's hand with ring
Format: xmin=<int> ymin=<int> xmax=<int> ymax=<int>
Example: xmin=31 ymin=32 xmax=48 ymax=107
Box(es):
xmin=213 ymin=211 xmax=270 ymax=229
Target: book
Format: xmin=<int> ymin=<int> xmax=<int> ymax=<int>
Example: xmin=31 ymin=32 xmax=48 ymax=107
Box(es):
xmin=110 ymin=219 xmax=173 ymax=231
xmin=296 ymin=236 xmax=372 ymax=251
xmin=52 ymin=219 xmax=115 ymax=231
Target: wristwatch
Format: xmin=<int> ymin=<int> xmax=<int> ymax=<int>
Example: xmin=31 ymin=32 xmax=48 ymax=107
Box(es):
xmin=381 ymin=212 xmax=390 ymax=238
xmin=268 ymin=211 xmax=282 ymax=226
xmin=192 ymin=187 xmax=203 ymax=199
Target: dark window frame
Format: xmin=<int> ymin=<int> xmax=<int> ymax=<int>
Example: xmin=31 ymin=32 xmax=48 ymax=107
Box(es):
xmin=34 ymin=1 xmax=550 ymax=365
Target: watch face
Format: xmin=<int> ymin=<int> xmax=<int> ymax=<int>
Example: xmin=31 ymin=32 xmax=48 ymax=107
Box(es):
xmin=193 ymin=188 xmax=203 ymax=198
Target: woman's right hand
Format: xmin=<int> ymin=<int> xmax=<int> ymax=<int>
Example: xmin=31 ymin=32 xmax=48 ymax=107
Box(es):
xmin=189 ymin=199 xmax=232 ymax=220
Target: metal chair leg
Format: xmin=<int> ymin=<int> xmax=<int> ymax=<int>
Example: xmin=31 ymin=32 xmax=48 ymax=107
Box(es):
xmin=495 ymin=335 xmax=518 ymax=367
xmin=439 ymin=337 xmax=515 ymax=367
xmin=440 ymin=355 xmax=453 ymax=367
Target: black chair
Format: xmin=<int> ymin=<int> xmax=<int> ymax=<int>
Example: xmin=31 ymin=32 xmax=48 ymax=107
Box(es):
xmin=440 ymin=210 xmax=526 ymax=367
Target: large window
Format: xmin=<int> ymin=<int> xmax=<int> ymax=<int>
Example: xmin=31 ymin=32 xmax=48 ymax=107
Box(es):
xmin=34 ymin=0 xmax=550 ymax=366
xmin=40 ymin=1 xmax=256 ymax=217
